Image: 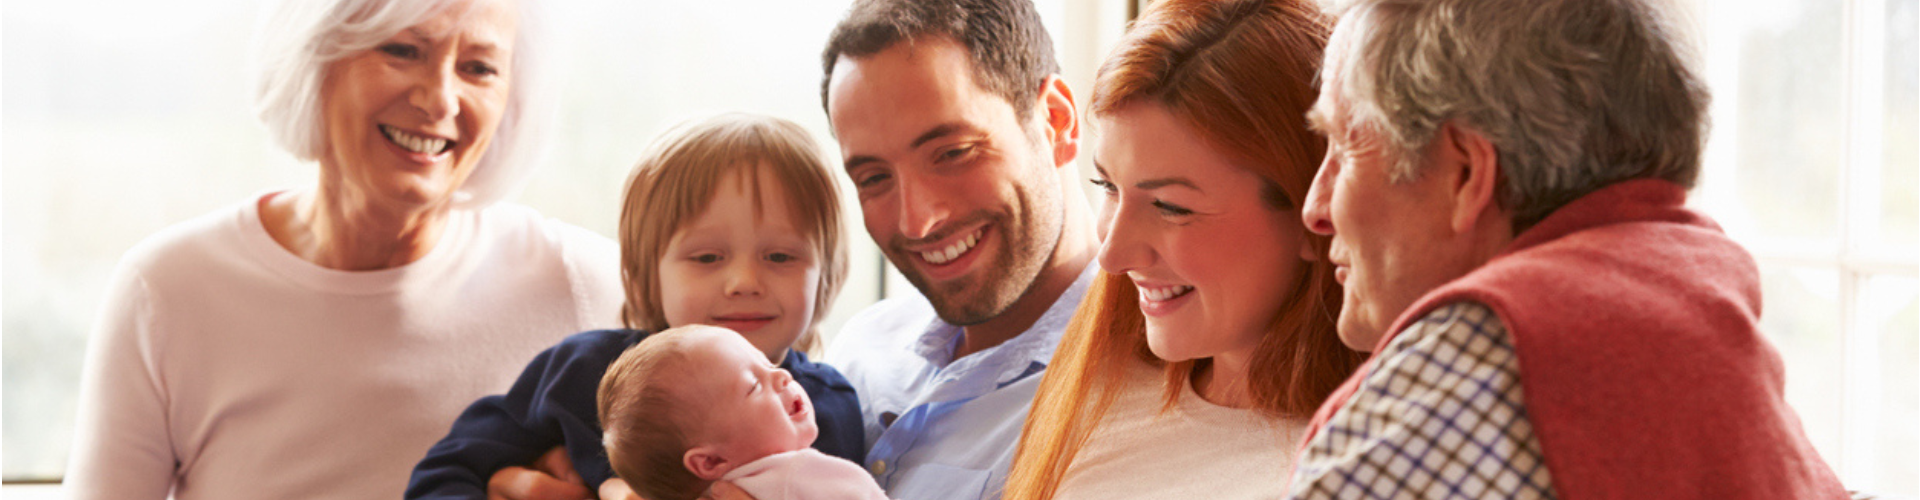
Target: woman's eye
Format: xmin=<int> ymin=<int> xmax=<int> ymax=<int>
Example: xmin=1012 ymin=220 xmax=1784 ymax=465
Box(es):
xmin=1089 ymin=178 xmax=1116 ymax=196
xmin=460 ymin=61 xmax=499 ymax=77
xmin=1152 ymin=200 xmax=1194 ymax=217
xmin=378 ymin=43 xmax=420 ymax=59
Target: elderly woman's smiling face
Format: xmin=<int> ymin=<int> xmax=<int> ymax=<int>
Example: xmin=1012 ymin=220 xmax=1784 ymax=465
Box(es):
xmin=319 ymin=0 xmax=517 ymax=210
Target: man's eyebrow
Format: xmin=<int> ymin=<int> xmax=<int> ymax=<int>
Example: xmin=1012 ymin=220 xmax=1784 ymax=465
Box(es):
xmin=844 ymin=155 xmax=881 ymax=172
xmin=910 ymin=122 xmax=977 ymax=149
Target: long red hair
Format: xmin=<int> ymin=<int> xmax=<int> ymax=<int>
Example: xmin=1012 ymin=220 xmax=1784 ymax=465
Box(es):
xmin=1004 ymin=1 xmax=1363 ymax=498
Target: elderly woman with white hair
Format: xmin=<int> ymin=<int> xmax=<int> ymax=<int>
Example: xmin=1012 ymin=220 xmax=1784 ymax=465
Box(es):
xmin=62 ymin=0 xmax=623 ymax=498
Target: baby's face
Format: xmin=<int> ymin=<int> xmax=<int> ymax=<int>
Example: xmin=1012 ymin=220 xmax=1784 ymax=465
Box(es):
xmin=680 ymin=327 xmax=819 ymax=466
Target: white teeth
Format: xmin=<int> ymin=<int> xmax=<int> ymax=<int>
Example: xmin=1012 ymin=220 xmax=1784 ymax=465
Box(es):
xmin=381 ymin=125 xmax=449 ymax=155
xmin=1140 ymin=285 xmax=1194 ymax=302
xmin=920 ymin=228 xmax=982 ymax=265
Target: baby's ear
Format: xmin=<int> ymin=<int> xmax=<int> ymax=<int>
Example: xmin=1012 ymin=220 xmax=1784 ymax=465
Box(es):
xmin=683 ymin=446 xmax=733 ymax=480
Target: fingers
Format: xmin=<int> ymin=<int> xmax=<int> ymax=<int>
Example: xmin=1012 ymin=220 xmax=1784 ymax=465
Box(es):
xmin=488 ymin=465 xmax=592 ymax=500
xmin=533 ymin=447 xmax=582 ymax=485
xmin=703 ymin=480 xmax=758 ymax=500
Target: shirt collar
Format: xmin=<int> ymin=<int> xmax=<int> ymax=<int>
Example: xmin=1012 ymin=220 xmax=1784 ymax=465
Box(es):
xmin=909 ymin=264 xmax=1097 ymax=391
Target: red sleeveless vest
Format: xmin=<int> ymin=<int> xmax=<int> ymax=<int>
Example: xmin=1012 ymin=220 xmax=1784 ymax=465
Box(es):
xmin=1301 ymin=180 xmax=1846 ymax=498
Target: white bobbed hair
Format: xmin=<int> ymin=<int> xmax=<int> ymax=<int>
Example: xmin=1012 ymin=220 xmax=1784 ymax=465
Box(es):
xmin=251 ymin=0 xmax=557 ymax=208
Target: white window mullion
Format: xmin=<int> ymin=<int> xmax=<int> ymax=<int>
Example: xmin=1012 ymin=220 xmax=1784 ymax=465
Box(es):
xmin=1838 ymin=0 xmax=1892 ymax=490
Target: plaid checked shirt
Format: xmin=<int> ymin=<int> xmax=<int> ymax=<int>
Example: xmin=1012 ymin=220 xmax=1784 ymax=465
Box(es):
xmin=1288 ymin=302 xmax=1561 ymax=499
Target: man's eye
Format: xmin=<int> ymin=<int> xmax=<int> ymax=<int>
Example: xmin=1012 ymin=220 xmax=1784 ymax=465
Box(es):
xmin=856 ymin=172 xmax=892 ymax=189
xmin=938 ymin=145 xmax=975 ymax=162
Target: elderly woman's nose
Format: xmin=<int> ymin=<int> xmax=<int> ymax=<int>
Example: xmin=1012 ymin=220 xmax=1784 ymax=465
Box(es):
xmin=407 ymin=65 xmax=459 ymax=122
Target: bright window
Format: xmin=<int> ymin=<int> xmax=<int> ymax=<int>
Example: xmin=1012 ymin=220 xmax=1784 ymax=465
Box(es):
xmin=1690 ymin=0 xmax=1919 ymax=494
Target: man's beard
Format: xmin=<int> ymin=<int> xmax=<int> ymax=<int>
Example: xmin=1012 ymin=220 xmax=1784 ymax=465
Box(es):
xmin=891 ymin=189 xmax=1062 ymax=326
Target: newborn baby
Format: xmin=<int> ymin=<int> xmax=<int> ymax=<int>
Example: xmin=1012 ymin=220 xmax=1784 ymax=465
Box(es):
xmin=598 ymin=325 xmax=887 ymax=500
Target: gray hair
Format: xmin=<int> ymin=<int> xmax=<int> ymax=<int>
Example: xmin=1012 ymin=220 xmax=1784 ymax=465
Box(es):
xmin=1321 ymin=0 xmax=1710 ymax=228
xmin=251 ymin=0 xmax=556 ymax=208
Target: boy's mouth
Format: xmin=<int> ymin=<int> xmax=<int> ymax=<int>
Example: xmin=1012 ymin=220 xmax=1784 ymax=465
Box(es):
xmin=711 ymin=314 xmax=776 ymax=334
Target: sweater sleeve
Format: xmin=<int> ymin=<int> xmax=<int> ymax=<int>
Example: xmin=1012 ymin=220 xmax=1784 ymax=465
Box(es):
xmin=405 ymin=330 xmax=641 ymax=499
xmin=786 ymin=352 xmax=866 ymax=463
xmin=64 ymin=264 xmax=175 ymax=500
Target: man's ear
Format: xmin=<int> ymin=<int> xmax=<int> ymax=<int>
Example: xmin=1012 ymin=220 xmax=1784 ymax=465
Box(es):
xmin=684 ymin=446 xmax=733 ymax=481
xmin=1036 ymin=75 xmax=1080 ymax=169
xmin=1435 ymin=121 xmax=1501 ymax=234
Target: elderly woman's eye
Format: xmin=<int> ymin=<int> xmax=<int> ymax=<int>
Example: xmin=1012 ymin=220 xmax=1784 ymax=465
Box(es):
xmin=377 ymin=43 xmax=420 ymax=59
xmin=461 ymin=61 xmax=499 ymax=77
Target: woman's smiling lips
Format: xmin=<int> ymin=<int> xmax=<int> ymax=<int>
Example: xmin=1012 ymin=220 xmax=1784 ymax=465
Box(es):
xmin=1131 ymin=278 xmax=1196 ymax=317
xmin=378 ymin=124 xmax=455 ymax=164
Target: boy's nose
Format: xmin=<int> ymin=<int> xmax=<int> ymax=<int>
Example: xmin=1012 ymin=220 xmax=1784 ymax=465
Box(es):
xmin=725 ymin=262 xmax=764 ymax=296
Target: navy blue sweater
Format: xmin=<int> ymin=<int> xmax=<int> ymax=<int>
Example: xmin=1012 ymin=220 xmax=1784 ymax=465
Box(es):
xmin=405 ymin=329 xmax=864 ymax=499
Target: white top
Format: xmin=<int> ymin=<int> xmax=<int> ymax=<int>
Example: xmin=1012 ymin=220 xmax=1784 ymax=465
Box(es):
xmin=1053 ymin=357 xmax=1307 ymax=500
xmin=824 ymin=265 xmax=1096 ymax=500
xmin=62 ymin=193 xmax=625 ymax=500
xmin=722 ymin=449 xmax=889 ymax=500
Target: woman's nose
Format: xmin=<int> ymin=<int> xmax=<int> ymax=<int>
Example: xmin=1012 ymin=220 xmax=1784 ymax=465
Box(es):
xmin=408 ymin=63 xmax=458 ymax=122
xmin=1095 ymin=203 xmax=1152 ymax=275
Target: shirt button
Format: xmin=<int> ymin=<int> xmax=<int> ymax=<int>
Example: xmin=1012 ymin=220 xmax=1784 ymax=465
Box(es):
xmin=870 ymin=460 xmax=887 ymax=476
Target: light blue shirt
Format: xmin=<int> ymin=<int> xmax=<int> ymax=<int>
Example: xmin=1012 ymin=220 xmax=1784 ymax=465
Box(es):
xmin=824 ymin=265 xmax=1095 ymax=500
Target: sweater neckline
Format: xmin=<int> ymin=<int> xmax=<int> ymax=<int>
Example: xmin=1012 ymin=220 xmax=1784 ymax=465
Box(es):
xmin=234 ymin=189 xmax=487 ymax=295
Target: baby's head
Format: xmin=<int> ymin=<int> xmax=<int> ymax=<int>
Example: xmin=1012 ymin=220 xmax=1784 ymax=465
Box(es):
xmin=599 ymin=325 xmax=820 ymax=500
xmin=616 ymin=113 xmax=848 ymax=359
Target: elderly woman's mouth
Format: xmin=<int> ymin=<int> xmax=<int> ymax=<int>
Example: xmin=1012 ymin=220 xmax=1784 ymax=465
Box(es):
xmin=380 ymin=125 xmax=453 ymax=155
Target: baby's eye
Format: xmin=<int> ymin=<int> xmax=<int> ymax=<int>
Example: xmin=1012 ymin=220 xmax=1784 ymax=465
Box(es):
xmin=767 ymin=252 xmax=796 ymax=264
xmin=692 ymin=253 xmax=722 ymax=264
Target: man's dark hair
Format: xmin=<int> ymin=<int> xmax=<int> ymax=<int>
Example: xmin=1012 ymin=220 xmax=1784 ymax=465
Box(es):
xmin=821 ymin=0 xmax=1061 ymax=122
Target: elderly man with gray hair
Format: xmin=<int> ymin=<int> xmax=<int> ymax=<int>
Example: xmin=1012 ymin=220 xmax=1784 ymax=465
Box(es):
xmin=1285 ymin=0 xmax=1848 ymax=497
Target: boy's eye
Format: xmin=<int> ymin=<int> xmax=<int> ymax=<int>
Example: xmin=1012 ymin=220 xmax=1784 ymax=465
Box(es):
xmin=378 ymin=43 xmax=420 ymax=59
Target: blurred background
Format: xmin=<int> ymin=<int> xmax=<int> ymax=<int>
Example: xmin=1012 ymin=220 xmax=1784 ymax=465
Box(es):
xmin=3 ymin=0 xmax=1913 ymax=497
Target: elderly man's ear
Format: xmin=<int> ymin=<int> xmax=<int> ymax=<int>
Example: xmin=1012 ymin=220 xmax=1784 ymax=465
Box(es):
xmin=1433 ymin=121 xmax=1504 ymax=235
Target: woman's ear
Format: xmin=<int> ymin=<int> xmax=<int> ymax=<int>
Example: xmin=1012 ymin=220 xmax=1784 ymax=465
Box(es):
xmin=684 ymin=446 xmax=733 ymax=480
